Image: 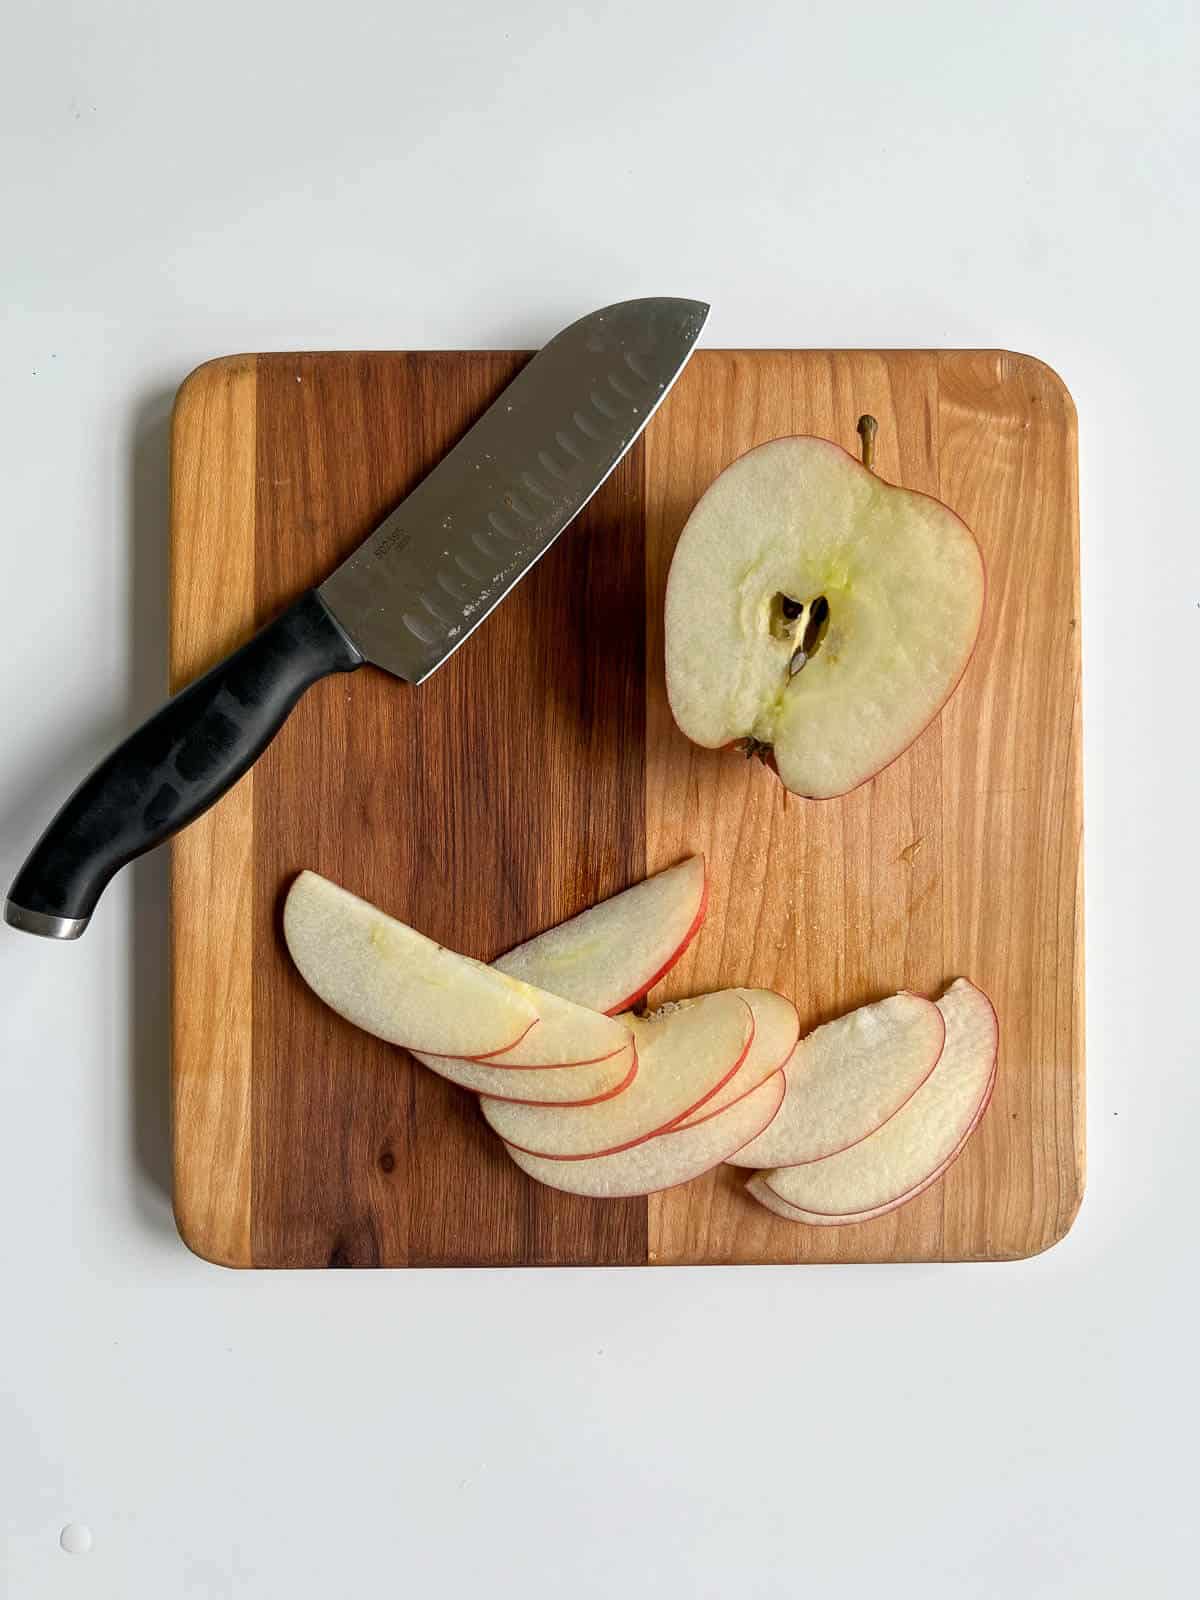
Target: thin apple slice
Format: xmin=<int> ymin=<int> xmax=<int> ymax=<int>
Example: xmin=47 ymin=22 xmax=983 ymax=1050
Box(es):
xmin=411 ymin=1039 xmax=638 ymax=1106
xmin=726 ymin=992 xmax=945 ymax=1168
xmin=757 ymin=980 xmax=998 ymax=1219
xmin=473 ymin=986 xmax=631 ymax=1067
xmin=507 ymin=1071 xmax=785 ymax=1198
xmin=481 ymin=990 xmax=754 ymax=1158
xmin=283 ymin=871 xmax=538 ymax=1059
xmin=664 ymin=436 xmax=985 ymax=799
xmin=672 ymin=989 xmax=799 ymax=1128
xmin=745 ymin=1061 xmax=997 ymax=1225
xmin=494 ymin=856 xmax=707 ymax=1014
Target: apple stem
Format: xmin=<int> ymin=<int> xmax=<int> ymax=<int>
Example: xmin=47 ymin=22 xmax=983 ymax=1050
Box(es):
xmin=857 ymin=414 xmax=878 ymax=472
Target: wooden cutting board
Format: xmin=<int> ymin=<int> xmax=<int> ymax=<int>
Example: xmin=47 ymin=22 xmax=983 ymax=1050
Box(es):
xmin=169 ymin=348 xmax=1083 ymax=1269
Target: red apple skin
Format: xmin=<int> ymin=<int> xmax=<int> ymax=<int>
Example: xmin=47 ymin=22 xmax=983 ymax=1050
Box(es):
xmin=668 ymin=436 xmax=987 ymax=801
xmin=468 ymin=1029 xmax=629 ymax=1068
xmin=602 ymin=860 xmax=709 ymax=1015
xmin=497 ymin=999 xmax=757 ymax=1161
xmin=447 ymin=1046 xmax=640 ymax=1109
xmin=417 ymin=1013 xmax=539 ymax=1063
xmin=756 ymin=1056 xmax=999 ymax=1225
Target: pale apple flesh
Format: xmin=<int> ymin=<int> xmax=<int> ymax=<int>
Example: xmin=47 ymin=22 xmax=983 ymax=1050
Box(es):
xmin=745 ymin=1060 xmax=997 ymax=1225
xmin=473 ymin=985 xmax=631 ymax=1067
xmin=411 ymin=1038 xmax=639 ymax=1105
xmin=753 ymin=979 xmax=998 ymax=1219
xmin=671 ymin=988 xmax=799 ymax=1128
xmin=283 ymin=872 xmax=538 ymax=1059
xmin=664 ymin=437 xmax=985 ymax=798
xmin=507 ymin=1072 xmax=785 ymax=1198
xmin=481 ymin=990 xmax=754 ymax=1159
xmin=727 ymin=992 xmax=945 ymax=1168
xmin=494 ymin=856 xmax=707 ymax=1014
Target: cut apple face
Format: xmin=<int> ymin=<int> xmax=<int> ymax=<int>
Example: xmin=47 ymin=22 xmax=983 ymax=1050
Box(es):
xmin=672 ymin=988 xmax=799 ymax=1128
xmin=411 ymin=1039 xmax=638 ymax=1106
xmin=507 ymin=1072 xmax=785 ymax=1198
xmin=481 ymin=989 xmax=754 ymax=1158
xmin=755 ymin=979 xmax=998 ymax=1220
xmin=494 ymin=856 xmax=706 ymax=1014
xmin=474 ymin=986 xmax=631 ymax=1067
xmin=283 ymin=872 xmax=539 ymax=1059
xmin=664 ymin=437 xmax=985 ymax=798
xmin=727 ymin=992 xmax=945 ymax=1168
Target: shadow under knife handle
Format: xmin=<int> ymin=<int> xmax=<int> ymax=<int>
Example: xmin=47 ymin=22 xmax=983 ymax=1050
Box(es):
xmin=5 ymin=589 xmax=363 ymax=939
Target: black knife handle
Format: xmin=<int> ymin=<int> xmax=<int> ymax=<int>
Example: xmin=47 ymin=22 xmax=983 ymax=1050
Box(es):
xmin=5 ymin=589 xmax=363 ymax=938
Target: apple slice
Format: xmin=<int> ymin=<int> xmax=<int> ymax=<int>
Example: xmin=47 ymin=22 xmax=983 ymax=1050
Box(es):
xmin=481 ymin=990 xmax=754 ymax=1158
xmin=283 ymin=871 xmax=538 ymax=1059
xmin=507 ymin=1071 xmax=785 ymax=1198
xmin=664 ymin=436 xmax=985 ymax=798
xmin=411 ymin=1038 xmax=638 ymax=1106
xmin=727 ymin=992 xmax=945 ymax=1168
xmin=672 ymin=989 xmax=799 ymax=1128
xmin=494 ymin=856 xmax=707 ymax=1014
xmin=473 ymin=987 xmax=631 ymax=1067
xmin=754 ymin=979 xmax=998 ymax=1220
xmin=745 ymin=1061 xmax=997 ymax=1225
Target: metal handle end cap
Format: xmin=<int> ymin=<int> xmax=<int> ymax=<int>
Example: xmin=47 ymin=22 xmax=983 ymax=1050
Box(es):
xmin=4 ymin=901 xmax=90 ymax=940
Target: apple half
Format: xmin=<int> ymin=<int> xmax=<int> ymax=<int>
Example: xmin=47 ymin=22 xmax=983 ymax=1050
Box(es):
xmin=494 ymin=856 xmax=707 ymax=1014
xmin=481 ymin=990 xmax=754 ymax=1159
xmin=664 ymin=437 xmax=985 ymax=798
xmin=507 ymin=1072 xmax=785 ymax=1199
xmin=749 ymin=979 xmax=998 ymax=1222
xmin=727 ymin=992 xmax=945 ymax=1168
xmin=283 ymin=872 xmax=538 ymax=1059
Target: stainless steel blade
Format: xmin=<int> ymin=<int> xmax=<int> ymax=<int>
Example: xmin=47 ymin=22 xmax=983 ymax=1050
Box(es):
xmin=318 ymin=297 xmax=708 ymax=683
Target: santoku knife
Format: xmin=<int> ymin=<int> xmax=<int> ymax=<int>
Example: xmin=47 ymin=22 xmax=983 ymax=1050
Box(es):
xmin=6 ymin=297 xmax=708 ymax=939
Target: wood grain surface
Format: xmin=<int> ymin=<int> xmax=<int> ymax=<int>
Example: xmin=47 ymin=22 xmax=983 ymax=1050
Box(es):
xmin=169 ymin=349 xmax=1083 ymax=1268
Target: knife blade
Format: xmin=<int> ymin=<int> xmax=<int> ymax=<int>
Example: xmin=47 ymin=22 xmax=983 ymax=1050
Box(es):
xmin=322 ymin=296 xmax=708 ymax=684
xmin=6 ymin=297 xmax=708 ymax=939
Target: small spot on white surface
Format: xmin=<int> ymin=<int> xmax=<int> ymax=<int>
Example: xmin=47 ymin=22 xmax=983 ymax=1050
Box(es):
xmin=60 ymin=1523 xmax=92 ymax=1555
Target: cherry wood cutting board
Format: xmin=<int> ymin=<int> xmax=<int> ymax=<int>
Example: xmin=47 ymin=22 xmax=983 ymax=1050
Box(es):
xmin=169 ymin=348 xmax=1083 ymax=1268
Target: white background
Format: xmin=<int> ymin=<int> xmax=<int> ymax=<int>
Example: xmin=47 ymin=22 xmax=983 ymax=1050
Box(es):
xmin=2 ymin=1 xmax=1197 ymax=1595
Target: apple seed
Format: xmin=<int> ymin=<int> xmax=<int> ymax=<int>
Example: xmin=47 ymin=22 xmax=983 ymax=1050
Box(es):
xmin=788 ymin=594 xmax=830 ymax=676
